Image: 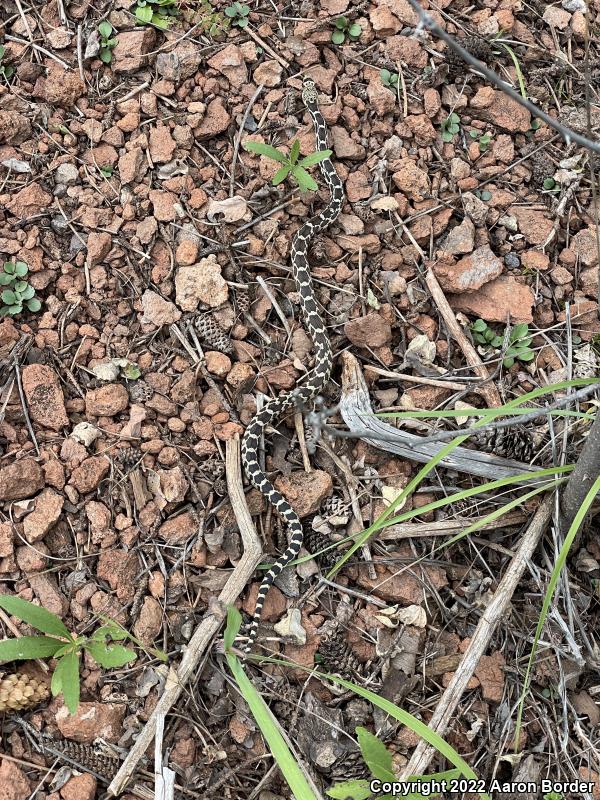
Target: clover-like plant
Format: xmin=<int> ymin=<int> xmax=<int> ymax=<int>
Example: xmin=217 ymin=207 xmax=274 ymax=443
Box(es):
xmin=471 ymin=319 xmax=535 ymax=368
xmin=0 ymin=45 xmax=14 ymax=79
xmin=331 ymin=16 xmax=362 ymax=44
xmin=224 ymin=1 xmax=250 ymax=27
xmin=380 ymin=68 xmax=399 ymax=90
xmin=469 ymin=128 xmax=492 ymax=152
xmin=441 ymin=111 xmax=461 ymax=142
xmin=243 ymin=139 xmax=332 ymax=192
xmin=0 ymin=596 xmax=143 ymax=714
xmin=133 ymin=0 xmax=178 ymax=29
xmin=0 ymin=261 xmax=41 ymax=316
xmin=98 ymin=21 xmax=118 ymax=63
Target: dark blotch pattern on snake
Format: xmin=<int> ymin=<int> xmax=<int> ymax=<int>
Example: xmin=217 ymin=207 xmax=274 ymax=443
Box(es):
xmin=240 ymin=78 xmax=344 ymax=654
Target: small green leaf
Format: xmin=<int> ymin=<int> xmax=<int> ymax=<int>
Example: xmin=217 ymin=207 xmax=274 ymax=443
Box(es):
xmin=100 ymin=48 xmax=113 ymax=63
xmin=448 ymin=123 xmax=459 ymax=134
xmin=480 ymin=190 xmax=492 ymax=201
xmin=298 ymin=149 xmax=332 ymax=167
xmin=491 ymin=336 xmax=503 ymax=348
xmin=449 ymin=112 xmax=460 ymax=123
xmin=293 ymin=165 xmax=318 ymax=191
xmin=335 ymin=16 xmax=347 ymax=28
xmin=243 ymin=140 xmax=287 ymax=162
xmin=0 ymin=46 xmax=5 ymax=60
xmin=0 ymin=635 xmax=64 ymax=661
xmin=503 ymin=356 xmax=515 ymax=368
xmin=0 ymin=596 xmax=72 ymax=639
xmin=85 ymin=641 xmax=136 ymax=668
xmin=473 ymin=333 xmax=486 ymax=345
xmin=0 ymin=273 xmax=13 ymax=285
xmin=471 ymin=318 xmax=487 ymax=332
xmin=7 ymin=304 xmax=22 ymax=315
xmin=331 ymin=29 xmax=345 ymax=44
xmin=518 ymin=348 xmax=535 ymax=362
xmin=123 ymin=363 xmax=141 ymax=379
xmin=290 ymin=139 xmax=301 ymax=164
xmin=13 ymin=280 xmax=27 ymax=293
xmin=390 ymin=74 xmax=398 ymax=85
xmin=3 ymin=262 xmax=14 ymax=274
xmin=543 ymin=177 xmax=555 ymax=190
xmin=469 ymin=129 xmax=480 ymax=139
xmin=356 ymin=727 xmax=395 ymax=781
xmin=348 ymin=23 xmax=362 ymax=38
xmin=98 ymin=20 xmax=113 ymax=38
xmin=239 ymin=4 xmax=250 ymax=14
xmin=51 ymin=652 xmax=80 ymax=714
xmin=135 ymin=4 xmax=153 ymax=22
xmin=484 ymin=328 xmax=495 ymax=342
xmin=510 ymin=323 xmax=529 ymax=341
xmin=327 ymin=780 xmax=372 ymax=800
xmin=272 ymin=164 xmax=292 ymax=186
xmin=14 ymin=261 xmax=28 ymax=276
xmin=224 ymin=5 xmax=238 ymax=16
xmin=26 ymin=298 xmax=42 ymax=312
xmin=380 ymin=69 xmax=391 ymax=84
xmin=2 ymin=290 xmax=16 ymax=305
xmin=236 ymin=17 xmax=249 ymax=26
xmin=151 ymin=13 xmax=171 ymax=28
xmin=93 ymin=621 xmax=128 ymax=641
xmin=441 ymin=130 xmax=453 ymax=142
xmin=530 ymin=119 xmax=541 ymax=130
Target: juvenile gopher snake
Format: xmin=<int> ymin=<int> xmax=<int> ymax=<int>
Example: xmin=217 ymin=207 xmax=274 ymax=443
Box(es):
xmin=240 ymin=78 xmax=344 ymax=654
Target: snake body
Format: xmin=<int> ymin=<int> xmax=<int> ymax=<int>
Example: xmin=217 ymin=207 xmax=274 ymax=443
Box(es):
xmin=240 ymin=78 xmax=344 ymax=654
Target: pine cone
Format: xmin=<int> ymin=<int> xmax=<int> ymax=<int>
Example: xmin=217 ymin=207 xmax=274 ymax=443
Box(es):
xmin=115 ymin=446 xmax=142 ymax=471
xmin=44 ymin=739 xmax=120 ymax=782
xmin=304 ymin=524 xmax=339 ymax=571
xmin=318 ymin=630 xmax=362 ymax=680
xmin=235 ymin=287 xmax=251 ymax=316
xmin=446 ymin=36 xmax=494 ymax=71
xmin=528 ymin=150 xmax=555 ymax=187
xmin=473 ymin=426 xmax=535 ymax=463
xmin=128 ymin=380 xmax=154 ymax=403
xmin=327 ymin=748 xmax=370 ymax=782
xmin=322 ymin=496 xmax=351 ymax=525
xmin=195 ymin=314 xmax=233 ymax=354
xmin=0 ymin=672 xmax=50 ymax=712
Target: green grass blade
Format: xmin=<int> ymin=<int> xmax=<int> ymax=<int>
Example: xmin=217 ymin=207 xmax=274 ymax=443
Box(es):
xmin=225 ymin=608 xmax=318 ymax=800
xmin=514 ymin=474 xmax=600 ymax=748
xmin=497 ymin=43 xmax=528 ymax=99
xmin=0 ymin=595 xmax=71 ymax=639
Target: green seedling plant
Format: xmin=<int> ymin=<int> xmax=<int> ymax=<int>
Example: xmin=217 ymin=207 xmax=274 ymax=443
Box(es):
xmin=243 ymin=139 xmax=332 ymax=192
xmin=471 ymin=320 xmax=534 ymax=368
xmin=224 ymin=1 xmax=250 ymax=27
xmin=0 ymin=261 xmax=41 ymax=316
xmin=469 ymin=129 xmax=492 ymax=152
xmin=380 ymin=68 xmax=399 ymax=90
xmin=0 ymin=597 xmax=137 ymax=713
xmin=133 ymin=0 xmax=178 ymax=29
xmin=542 ymin=176 xmax=559 ymax=192
xmin=331 ymin=16 xmax=362 ymax=44
xmin=441 ymin=112 xmax=460 ymax=142
xmin=98 ymin=21 xmax=118 ymax=64
xmin=0 ymin=45 xmax=14 ymax=79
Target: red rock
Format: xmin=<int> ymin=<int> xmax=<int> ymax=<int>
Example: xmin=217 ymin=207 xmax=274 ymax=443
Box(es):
xmin=96 ymin=550 xmax=139 ymax=600
xmin=149 ymin=189 xmax=177 ymax=222
xmin=86 ymin=231 xmax=112 ymax=267
xmin=510 ymin=206 xmax=554 ymax=245
xmin=345 ymin=169 xmax=372 ymax=202
xmin=158 ymin=511 xmax=198 ymax=543
xmin=543 ymin=5 xmax=571 ymax=28
xmin=112 ymin=29 xmax=156 ymax=74
xmin=331 ymin=126 xmax=366 ymax=160
xmin=275 ymin=470 xmax=333 ymax=517
xmin=118 ymin=147 xmax=147 ymax=184
xmin=0 ymin=111 xmax=31 ymax=145
xmin=29 ymin=573 xmax=67 ymax=616
xmin=392 ymin=159 xmax=430 ymax=200
xmin=133 ymin=596 xmax=162 ymax=645
xmin=23 ymin=489 xmax=63 ymax=543
xmin=477 ymin=90 xmax=531 ymax=132
xmin=33 ymin=61 xmax=85 ymax=107
xmin=448 ymin=275 xmax=534 ymax=323
xmin=521 ymin=250 xmax=549 ymax=270
xmin=439 ymin=217 xmax=475 ymax=255
xmin=149 ymin=125 xmax=176 ymax=163
xmin=253 ymin=59 xmax=282 ymax=87
xmin=0 ymin=758 xmax=31 ymax=800
xmin=571 ymin=228 xmax=600 ymax=267
xmin=194 ymin=98 xmax=231 ymax=140
xmin=69 ymin=456 xmax=110 ymax=493
xmin=367 ymin=81 xmax=396 ymax=116
xmin=370 ymin=5 xmax=401 ymax=35
xmin=140 ymin=290 xmax=181 ymax=326
xmin=0 ymin=459 xmax=44 ymax=501
xmin=6 ymin=183 xmax=53 ymax=218
xmin=60 ymin=774 xmax=97 ymax=800
xmin=207 ymin=44 xmax=247 ymax=87
xmin=175 ymin=255 xmax=228 ymax=311
xmin=0 ymin=523 xmax=13 ymax=557
xmin=22 ymin=364 xmax=69 ymax=430
xmin=345 ymin=313 xmax=392 ymax=347
xmin=85 ymin=384 xmax=129 ymax=416
xmin=434 ymin=245 xmax=503 ymax=292
xmin=55 ymin=701 xmax=126 ymax=742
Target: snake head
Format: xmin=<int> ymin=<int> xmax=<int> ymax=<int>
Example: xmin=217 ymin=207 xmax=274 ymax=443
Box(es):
xmin=301 ymin=77 xmax=318 ymax=106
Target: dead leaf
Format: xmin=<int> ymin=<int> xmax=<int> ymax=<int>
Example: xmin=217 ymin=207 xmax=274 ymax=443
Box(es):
xmin=207 ymin=196 xmax=248 ymax=223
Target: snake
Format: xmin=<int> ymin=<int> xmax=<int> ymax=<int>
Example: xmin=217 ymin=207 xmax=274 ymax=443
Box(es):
xmin=240 ymin=77 xmax=345 ymax=654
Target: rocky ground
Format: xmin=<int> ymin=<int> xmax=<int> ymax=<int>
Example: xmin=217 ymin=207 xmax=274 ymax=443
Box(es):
xmin=1 ymin=0 xmax=600 ymax=797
